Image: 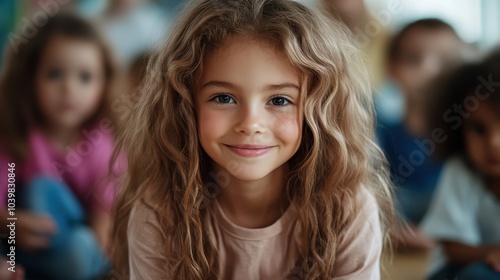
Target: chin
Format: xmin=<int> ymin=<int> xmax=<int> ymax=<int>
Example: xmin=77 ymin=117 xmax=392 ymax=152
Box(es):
xmin=55 ymin=116 xmax=86 ymax=128
xmin=220 ymin=164 xmax=274 ymax=182
xmin=228 ymin=170 xmax=270 ymax=182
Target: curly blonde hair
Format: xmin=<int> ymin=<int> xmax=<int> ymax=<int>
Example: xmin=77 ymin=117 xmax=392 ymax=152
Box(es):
xmin=111 ymin=0 xmax=394 ymax=278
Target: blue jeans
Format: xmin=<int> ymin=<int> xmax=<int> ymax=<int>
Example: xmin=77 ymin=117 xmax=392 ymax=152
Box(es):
xmin=430 ymin=262 xmax=500 ymax=280
xmin=15 ymin=177 xmax=110 ymax=280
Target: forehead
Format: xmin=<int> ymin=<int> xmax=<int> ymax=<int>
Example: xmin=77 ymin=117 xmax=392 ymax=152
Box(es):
xmin=399 ymin=28 xmax=460 ymax=54
xmin=199 ymin=36 xmax=300 ymax=88
xmin=40 ymin=35 xmax=102 ymax=68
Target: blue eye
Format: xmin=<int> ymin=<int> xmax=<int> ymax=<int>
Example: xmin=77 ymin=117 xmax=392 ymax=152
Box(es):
xmin=269 ymin=96 xmax=290 ymax=106
xmin=210 ymin=95 xmax=235 ymax=104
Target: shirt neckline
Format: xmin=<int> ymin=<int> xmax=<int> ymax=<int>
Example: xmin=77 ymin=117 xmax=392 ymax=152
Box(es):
xmin=213 ymin=199 xmax=297 ymax=240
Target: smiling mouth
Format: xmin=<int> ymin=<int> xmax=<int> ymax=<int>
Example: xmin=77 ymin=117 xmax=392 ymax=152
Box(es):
xmin=224 ymin=144 xmax=275 ymax=158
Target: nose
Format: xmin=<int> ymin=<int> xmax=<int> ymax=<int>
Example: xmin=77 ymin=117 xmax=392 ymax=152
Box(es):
xmin=234 ymin=105 xmax=266 ymax=135
xmin=420 ymin=55 xmax=441 ymax=82
xmin=62 ymin=75 xmax=77 ymax=97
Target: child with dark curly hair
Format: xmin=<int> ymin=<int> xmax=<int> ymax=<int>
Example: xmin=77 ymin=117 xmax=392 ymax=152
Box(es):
xmin=421 ymin=50 xmax=500 ymax=280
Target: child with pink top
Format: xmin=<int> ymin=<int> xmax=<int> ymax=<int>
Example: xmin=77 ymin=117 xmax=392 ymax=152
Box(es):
xmin=0 ymin=13 xmax=123 ymax=280
xmin=111 ymin=0 xmax=395 ymax=279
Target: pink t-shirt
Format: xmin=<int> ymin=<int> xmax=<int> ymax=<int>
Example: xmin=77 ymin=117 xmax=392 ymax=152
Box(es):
xmin=0 ymin=127 xmax=124 ymax=213
xmin=128 ymin=187 xmax=382 ymax=279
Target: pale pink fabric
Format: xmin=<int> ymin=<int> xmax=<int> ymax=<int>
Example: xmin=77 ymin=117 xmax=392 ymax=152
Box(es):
xmin=128 ymin=187 xmax=382 ymax=279
xmin=0 ymin=127 xmax=123 ymax=213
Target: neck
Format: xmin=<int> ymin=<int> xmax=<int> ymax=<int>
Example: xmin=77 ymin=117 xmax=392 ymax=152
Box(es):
xmin=41 ymin=124 xmax=80 ymax=151
xmin=404 ymin=105 xmax=427 ymax=137
xmin=214 ymin=164 xmax=290 ymax=228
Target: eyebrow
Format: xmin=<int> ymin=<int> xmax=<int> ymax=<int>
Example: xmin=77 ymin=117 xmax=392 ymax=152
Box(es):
xmin=200 ymin=80 xmax=300 ymax=91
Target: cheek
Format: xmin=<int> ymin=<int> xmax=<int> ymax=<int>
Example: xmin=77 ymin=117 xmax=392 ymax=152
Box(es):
xmin=80 ymin=80 xmax=105 ymax=111
xmin=465 ymin=134 xmax=484 ymax=159
xmin=394 ymin=67 xmax=415 ymax=93
xmin=36 ymin=78 xmax=59 ymax=112
xmin=404 ymin=71 xmax=420 ymax=87
xmin=198 ymin=108 xmax=232 ymax=142
xmin=272 ymin=114 xmax=302 ymax=147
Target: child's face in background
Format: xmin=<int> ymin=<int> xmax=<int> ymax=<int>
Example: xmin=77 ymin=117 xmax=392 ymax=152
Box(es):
xmin=391 ymin=28 xmax=461 ymax=103
xmin=464 ymin=101 xmax=500 ymax=179
xmin=36 ymin=35 xmax=105 ymax=130
xmin=197 ymin=37 xmax=302 ymax=182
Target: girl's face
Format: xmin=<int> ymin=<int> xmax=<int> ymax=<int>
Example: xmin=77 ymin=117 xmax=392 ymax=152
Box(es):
xmin=464 ymin=101 xmax=500 ymax=178
xmin=197 ymin=37 xmax=303 ymax=182
xmin=36 ymin=35 xmax=105 ymax=130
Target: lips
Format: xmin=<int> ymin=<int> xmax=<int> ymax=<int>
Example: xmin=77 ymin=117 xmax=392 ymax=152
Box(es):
xmin=59 ymin=103 xmax=77 ymax=111
xmin=224 ymin=144 xmax=275 ymax=158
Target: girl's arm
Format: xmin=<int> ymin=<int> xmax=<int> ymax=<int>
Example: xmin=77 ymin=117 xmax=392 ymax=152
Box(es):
xmin=442 ymin=241 xmax=500 ymax=266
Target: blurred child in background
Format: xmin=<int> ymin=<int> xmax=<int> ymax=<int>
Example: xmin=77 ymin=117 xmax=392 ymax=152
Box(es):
xmin=0 ymin=13 xmax=122 ymax=280
xmin=421 ymin=50 xmax=500 ymax=280
xmin=377 ymin=19 xmax=464 ymax=250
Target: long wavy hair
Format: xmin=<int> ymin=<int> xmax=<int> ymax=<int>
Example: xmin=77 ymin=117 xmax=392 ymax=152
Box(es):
xmin=111 ymin=0 xmax=394 ymax=278
xmin=0 ymin=13 xmax=119 ymax=160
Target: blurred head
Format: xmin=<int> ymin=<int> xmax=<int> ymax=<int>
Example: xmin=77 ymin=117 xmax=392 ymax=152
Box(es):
xmin=36 ymin=35 xmax=105 ymax=130
xmin=431 ymin=50 xmax=500 ymax=178
xmin=389 ymin=19 xmax=463 ymax=102
xmin=464 ymin=101 xmax=500 ymax=178
xmin=0 ymin=13 xmax=117 ymax=159
xmin=113 ymin=0 xmax=393 ymax=278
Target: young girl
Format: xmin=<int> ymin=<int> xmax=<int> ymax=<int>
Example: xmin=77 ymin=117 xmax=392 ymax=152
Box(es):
xmin=421 ymin=51 xmax=500 ymax=279
xmin=112 ymin=0 xmax=394 ymax=279
xmin=0 ymin=13 xmax=122 ymax=280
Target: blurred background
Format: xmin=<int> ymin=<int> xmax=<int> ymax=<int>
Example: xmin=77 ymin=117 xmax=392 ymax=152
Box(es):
xmin=1 ymin=0 xmax=497 ymax=67
xmin=0 ymin=0 xmax=499 ymax=279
